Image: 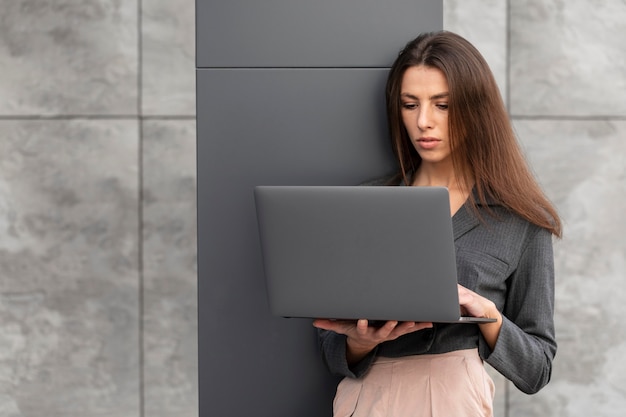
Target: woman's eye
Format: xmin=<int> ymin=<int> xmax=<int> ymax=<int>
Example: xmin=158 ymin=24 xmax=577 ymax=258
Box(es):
xmin=436 ymin=103 xmax=449 ymax=110
xmin=402 ymin=103 xmax=417 ymax=110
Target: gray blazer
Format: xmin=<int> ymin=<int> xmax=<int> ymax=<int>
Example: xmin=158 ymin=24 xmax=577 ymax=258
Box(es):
xmin=318 ymin=177 xmax=557 ymax=394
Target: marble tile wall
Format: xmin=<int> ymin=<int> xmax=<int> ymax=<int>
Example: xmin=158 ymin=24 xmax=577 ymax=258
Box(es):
xmin=0 ymin=1 xmax=138 ymax=116
xmin=1 ymin=1 xmax=623 ymax=416
xmin=0 ymin=1 xmax=196 ymax=417
xmin=0 ymin=121 xmax=140 ymax=417
xmin=509 ymin=0 xmax=626 ymax=117
xmin=142 ymin=120 xmax=197 ymax=417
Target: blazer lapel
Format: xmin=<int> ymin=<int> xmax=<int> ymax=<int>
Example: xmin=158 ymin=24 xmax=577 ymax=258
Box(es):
xmin=397 ymin=176 xmax=493 ymax=241
xmin=452 ymin=203 xmax=480 ymax=241
xmin=453 ymin=188 xmax=504 ymax=240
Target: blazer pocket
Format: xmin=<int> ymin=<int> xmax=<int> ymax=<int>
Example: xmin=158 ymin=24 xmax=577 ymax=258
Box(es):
xmin=455 ymin=248 xmax=509 ymax=291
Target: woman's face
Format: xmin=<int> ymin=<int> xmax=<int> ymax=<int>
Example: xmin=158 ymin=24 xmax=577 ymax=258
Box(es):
xmin=400 ymin=65 xmax=451 ymax=166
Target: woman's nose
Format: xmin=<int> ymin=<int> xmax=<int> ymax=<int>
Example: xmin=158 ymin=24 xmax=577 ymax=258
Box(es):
xmin=417 ymin=108 xmax=433 ymax=131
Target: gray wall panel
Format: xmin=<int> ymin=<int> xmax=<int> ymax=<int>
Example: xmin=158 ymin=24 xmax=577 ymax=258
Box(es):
xmin=197 ymin=2 xmax=442 ymax=416
xmin=196 ymin=68 xmax=394 ymax=416
xmin=197 ymin=69 xmax=395 ymax=185
xmin=196 ymin=0 xmax=442 ymax=68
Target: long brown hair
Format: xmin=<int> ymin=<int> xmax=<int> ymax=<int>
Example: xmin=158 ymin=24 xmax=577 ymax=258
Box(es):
xmin=386 ymin=31 xmax=562 ymax=237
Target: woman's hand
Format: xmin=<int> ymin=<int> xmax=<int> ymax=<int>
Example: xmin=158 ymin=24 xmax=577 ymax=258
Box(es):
xmin=313 ymin=319 xmax=433 ymax=364
xmin=458 ymin=284 xmax=503 ymax=350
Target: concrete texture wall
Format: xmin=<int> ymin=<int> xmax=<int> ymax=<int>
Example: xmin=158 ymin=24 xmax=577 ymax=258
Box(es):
xmin=0 ymin=1 xmax=196 ymax=416
xmin=0 ymin=1 xmax=623 ymax=416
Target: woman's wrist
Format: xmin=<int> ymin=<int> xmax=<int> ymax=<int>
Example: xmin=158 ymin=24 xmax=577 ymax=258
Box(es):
xmin=478 ymin=307 xmax=503 ymax=350
xmin=346 ymin=337 xmax=376 ymax=365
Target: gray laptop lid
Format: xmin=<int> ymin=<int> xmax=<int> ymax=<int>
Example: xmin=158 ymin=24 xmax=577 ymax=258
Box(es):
xmin=253 ymin=185 xmax=478 ymax=323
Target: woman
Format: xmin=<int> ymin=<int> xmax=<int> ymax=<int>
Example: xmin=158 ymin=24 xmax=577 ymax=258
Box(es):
xmin=313 ymin=31 xmax=561 ymax=417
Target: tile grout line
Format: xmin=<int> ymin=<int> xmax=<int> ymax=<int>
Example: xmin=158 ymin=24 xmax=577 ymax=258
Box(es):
xmin=511 ymin=115 xmax=626 ymax=121
xmin=3 ymin=114 xmax=625 ymax=121
xmin=138 ymin=0 xmax=145 ymax=416
xmin=0 ymin=115 xmax=197 ymax=120
xmin=196 ymin=66 xmax=392 ymax=70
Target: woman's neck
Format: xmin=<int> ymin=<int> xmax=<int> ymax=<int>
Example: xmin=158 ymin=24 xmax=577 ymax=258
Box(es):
xmin=411 ymin=163 xmax=461 ymax=189
xmin=411 ymin=164 xmax=473 ymax=216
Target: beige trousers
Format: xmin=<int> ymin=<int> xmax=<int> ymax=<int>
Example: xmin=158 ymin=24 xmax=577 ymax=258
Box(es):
xmin=333 ymin=348 xmax=494 ymax=417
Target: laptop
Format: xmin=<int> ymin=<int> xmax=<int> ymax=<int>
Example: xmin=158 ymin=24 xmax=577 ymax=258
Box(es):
xmin=253 ymin=185 xmax=495 ymax=324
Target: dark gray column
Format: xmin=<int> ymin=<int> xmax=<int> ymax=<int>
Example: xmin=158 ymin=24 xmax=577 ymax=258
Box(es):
xmin=196 ymin=2 xmax=442 ymax=416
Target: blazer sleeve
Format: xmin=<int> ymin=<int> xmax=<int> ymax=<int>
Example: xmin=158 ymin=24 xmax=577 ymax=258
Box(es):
xmin=317 ymin=329 xmax=378 ymax=378
xmin=479 ymin=226 xmax=558 ymax=394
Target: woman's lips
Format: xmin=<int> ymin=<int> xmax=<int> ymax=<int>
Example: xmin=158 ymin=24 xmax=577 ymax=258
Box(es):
xmin=415 ymin=137 xmax=440 ymax=150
